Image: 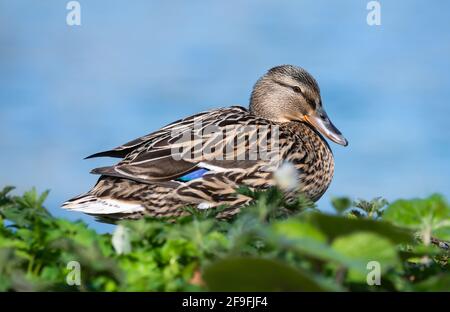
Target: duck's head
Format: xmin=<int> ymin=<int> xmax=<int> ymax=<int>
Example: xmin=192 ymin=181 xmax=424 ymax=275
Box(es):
xmin=249 ymin=65 xmax=348 ymax=146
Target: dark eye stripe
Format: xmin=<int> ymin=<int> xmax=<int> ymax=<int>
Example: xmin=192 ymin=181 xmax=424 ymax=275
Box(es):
xmin=307 ymin=98 xmax=317 ymax=110
xmin=273 ymin=79 xmax=317 ymax=110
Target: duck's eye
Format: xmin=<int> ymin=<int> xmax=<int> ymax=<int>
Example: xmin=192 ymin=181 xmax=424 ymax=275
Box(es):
xmin=292 ymin=86 xmax=303 ymax=93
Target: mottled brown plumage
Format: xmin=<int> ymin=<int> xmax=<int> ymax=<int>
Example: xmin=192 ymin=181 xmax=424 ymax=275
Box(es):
xmin=62 ymin=65 xmax=347 ymax=222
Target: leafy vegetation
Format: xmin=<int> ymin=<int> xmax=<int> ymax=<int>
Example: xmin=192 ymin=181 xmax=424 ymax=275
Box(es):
xmin=0 ymin=186 xmax=448 ymax=291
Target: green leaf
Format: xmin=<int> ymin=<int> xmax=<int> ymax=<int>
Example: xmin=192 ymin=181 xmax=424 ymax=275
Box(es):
xmin=331 ymin=232 xmax=400 ymax=282
xmin=0 ymin=185 xmax=448 ymax=292
xmin=271 ymin=219 xmax=326 ymax=242
xmin=203 ymin=257 xmax=334 ymax=291
xmin=433 ymin=226 xmax=450 ymax=241
xmin=353 ymin=197 xmax=388 ymax=218
xmin=384 ymin=194 xmax=450 ymax=240
xmin=268 ymin=219 xmax=357 ymax=266
xmin=331 ymin=197 xmax=352 ymax=214
xmin=302 ymin=212 xmax=413 ymax=244
xmin=411 ymin=274 xmax=450 ymax=291
xmin=0 ymin=186 xmax=15 ymax=200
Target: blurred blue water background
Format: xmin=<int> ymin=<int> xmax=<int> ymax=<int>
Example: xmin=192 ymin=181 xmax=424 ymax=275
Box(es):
xmin=1 ymin=0 xmax=449 ymax=233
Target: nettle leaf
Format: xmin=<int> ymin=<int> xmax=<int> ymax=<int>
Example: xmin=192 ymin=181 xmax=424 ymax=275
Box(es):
xmin=331 ymin=197 xmax=352 ymax=214
xmin=269 ymin=234 xmax=351 ymax=267
xmin=271 ymin=219 xmax=327 ymax=243
xmin=203 ymin=257 xmax=336 ymax=291
xmin=411 ymin=274 xmax=450 ymax=291
xmin=0 ymin=186 xmax=15 ymax=205
xmin=331 ymin=232 xmax=400 ymax=282
xmin=0 ymin=187 xmax=52 ymax=228
xmin=1 ymin=185 xmax=448 ymax=292
xmin=1 ymin=208 xmax=30 ymax=228
xmin=267 ymin=221 xmax=399 ymax=282
xmin=383 ymin=194 xmax=450 ymax=241
xmin=353 ymin=197 xmax=388 ymax=218
xmin=433 ymin=227 xmax=450 ymax=242
xmin=267 ymin=220 xmax=366 ymax=271
xmin=301 ymin=212 xmax=413 ymax=244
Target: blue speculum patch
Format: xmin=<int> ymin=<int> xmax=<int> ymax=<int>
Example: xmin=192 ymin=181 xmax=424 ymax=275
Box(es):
xmin=177 ymin=168 xmax=209 ymax=182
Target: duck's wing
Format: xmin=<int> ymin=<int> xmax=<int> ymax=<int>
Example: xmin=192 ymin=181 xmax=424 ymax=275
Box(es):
xmin=85 ymin=109 xmax=214 ymax=159
xmin=88 ymin=106 xmax=280 ymax=183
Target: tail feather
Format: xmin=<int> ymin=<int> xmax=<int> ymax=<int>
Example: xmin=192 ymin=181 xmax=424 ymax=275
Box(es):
xmin=62 ymin=195 xmax=145 ymax=215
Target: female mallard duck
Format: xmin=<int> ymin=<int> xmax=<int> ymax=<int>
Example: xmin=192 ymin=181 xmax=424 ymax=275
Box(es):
xmin=63 ymin=65 xmax=347 ymax=221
